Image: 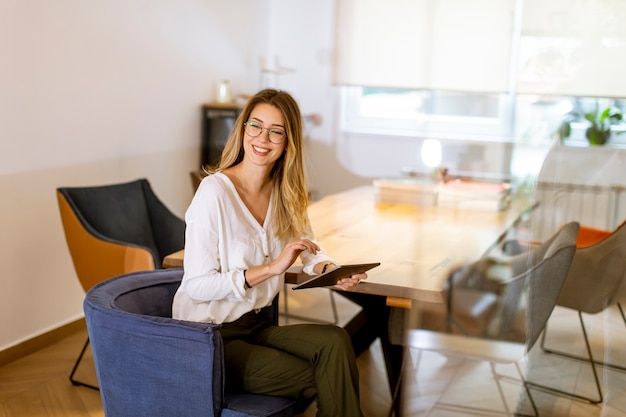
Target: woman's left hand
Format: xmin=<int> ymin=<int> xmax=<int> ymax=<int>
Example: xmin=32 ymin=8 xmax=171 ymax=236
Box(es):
xmin=334 ymin=272 xmax=367 ymax=291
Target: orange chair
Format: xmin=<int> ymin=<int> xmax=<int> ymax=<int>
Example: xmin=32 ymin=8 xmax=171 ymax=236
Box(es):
xmin=535 ymin=220 xmax=626 ymax=404
xmin=57 ymin=178 xmax=185 ymax=389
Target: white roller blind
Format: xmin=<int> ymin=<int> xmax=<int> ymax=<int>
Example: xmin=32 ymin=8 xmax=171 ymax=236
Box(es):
xmin=516 ymin=0 xmax=626 ymax=97
xmin=333 ymin=0 xmax=515 ymax=93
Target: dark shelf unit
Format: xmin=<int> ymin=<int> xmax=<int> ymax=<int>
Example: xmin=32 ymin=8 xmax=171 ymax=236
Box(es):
xmin=201 ymin=103 xmax=243 ymax=168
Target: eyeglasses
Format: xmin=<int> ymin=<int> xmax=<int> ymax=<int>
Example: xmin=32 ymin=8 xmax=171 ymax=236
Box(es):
xmin=244 ymin=121 xmax=287 ymax=144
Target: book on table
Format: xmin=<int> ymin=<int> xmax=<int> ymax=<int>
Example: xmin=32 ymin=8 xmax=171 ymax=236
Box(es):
xmin=437 ymin=180 xmax=511 ymax=211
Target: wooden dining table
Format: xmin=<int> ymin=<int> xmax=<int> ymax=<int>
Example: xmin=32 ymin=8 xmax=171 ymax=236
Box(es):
xmin=162 ymin=184 xmax=530 ymax=406
xmin=163 ymin=185 xmax=528 ymax=306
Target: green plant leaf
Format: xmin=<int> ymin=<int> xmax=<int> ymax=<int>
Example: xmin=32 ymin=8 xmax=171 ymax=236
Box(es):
xmin=599 ymin=107 xmax=612 ymax=121
xmin=584 ymin=112 xmax=597 ymax=124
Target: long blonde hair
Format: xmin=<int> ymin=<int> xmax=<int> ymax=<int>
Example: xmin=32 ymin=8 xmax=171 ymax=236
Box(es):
xmin=206 ymin=89 xmax=310 ymax=240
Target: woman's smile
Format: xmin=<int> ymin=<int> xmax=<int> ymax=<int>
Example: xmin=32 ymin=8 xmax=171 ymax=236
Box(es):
xmin=251 ymin=144 xmax=271 ymax=155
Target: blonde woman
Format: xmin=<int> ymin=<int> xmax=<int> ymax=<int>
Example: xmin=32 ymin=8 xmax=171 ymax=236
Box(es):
xmin=173 ymin=89 xmax=365 ymax=416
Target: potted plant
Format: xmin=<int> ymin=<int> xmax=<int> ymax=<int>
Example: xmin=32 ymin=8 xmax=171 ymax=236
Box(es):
xmin=584 ymin=105 xmax=623 ymax=145
xmin=556 ymin=103 xmax=624 ymax=146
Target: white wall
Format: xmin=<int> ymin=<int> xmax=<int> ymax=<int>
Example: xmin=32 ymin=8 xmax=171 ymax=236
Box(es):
xmin=263 ymin=0 xmax=368 ymax=199
xmin=0 ymin=0 xmax=269 ymax=351
xmin=0 ymin=0 xmax=540 ymax=352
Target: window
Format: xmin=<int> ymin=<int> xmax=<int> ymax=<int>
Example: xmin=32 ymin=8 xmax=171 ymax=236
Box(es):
xmin=340 ymin=87 xmax=514 ymax=142
xmin=336 ymin=0 xmax=626 ymax=147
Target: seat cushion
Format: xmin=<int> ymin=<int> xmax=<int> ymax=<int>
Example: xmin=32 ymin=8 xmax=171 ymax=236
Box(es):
xmin=114 ymin=280 xmax=180 ymax=317
xmin=223 ymin=392 xmax=297 ymax=417
xmin=576 ymin=224 xmax=611 ymax=248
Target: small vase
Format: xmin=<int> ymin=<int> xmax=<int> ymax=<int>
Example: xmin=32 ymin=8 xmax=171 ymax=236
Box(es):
xmin=215 ymin=80 xmax=232 ymax=103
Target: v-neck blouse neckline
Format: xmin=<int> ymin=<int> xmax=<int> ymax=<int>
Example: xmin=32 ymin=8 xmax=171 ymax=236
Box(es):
xmin=216 ymin=172 xmax=272 ymax=229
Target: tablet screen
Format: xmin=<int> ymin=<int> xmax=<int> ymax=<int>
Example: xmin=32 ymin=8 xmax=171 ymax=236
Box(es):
xmin=292 ymin=262 xmax=380 ymax=290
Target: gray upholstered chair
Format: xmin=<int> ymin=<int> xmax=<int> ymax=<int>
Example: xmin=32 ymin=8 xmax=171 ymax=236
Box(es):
xmin=84 ymin=268 xmax=302 ymax=417
xmin=401 ymin=222 xmax=579 ymax=417
xmin=57 ymin=178 xmax=185 ymax=389
xmin=535 ymin=220 xmax=626 ymax=404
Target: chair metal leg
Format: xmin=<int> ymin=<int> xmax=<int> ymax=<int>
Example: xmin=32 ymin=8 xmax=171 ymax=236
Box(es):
xmin=530 ymin=311 xmax=603 ymax=404
xmin=69 ymin=336 xmax=99 ymax=391
xmin=540 ymin=304 xmax=626 ymax=373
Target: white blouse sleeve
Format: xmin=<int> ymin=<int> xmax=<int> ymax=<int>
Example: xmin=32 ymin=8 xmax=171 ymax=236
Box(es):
xmin=181 ymin=180 xmax=247 ymax=302
xmin=298 ymin=220 xmax=338 ymax=275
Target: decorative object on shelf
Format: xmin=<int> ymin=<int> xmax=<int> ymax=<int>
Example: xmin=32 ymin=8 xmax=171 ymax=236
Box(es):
xmin=215 ymin=80 xmax=232 ymax=104
xmin=259 ymin=56 xmax=295 ymax=89
xmin=303 ymin=113 xmax=322 ymax=140
xmin=437 ymin=167 xmax=449 ymax=183
xmin=303 ymin=113 xmax=322 ymax=126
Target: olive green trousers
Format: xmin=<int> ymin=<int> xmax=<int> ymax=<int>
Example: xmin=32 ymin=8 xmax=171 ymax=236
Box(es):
xmin=221 ymin=310 xmax=363 ymax=417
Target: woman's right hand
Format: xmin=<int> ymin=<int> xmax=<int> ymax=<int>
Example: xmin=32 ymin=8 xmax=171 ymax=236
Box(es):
xmin=271 ymin=239 xmax=320 ymax=275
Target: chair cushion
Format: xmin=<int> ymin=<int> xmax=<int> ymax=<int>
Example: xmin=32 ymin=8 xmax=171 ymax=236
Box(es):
xmin=114 ymin=280 xmax=179 ymax=318
xmin=576 ymin=224 xmax=611 ymax=248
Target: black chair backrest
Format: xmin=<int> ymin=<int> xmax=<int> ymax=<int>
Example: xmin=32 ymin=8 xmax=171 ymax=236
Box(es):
xmin=58 ymin=179 xmax=183 ymax=267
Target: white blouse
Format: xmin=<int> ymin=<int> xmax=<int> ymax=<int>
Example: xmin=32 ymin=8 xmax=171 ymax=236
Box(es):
xmin=172 ymin=172 xmax=334 ymax=324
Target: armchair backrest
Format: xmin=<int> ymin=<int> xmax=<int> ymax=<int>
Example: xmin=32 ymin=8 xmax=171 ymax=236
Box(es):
xmin=449 ymin=222 xmax=579 ymax=346
xmin=57 ymin=179 xmax=185 ymax=292
xmin=524 ymin=221 xmax=579 ymax=350
xmin=491 ymin=222 xmax=578 ymax=349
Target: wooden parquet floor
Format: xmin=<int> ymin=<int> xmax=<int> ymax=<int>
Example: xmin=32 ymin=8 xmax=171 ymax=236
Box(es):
xmin=0 ymin=330 xmax=102 ymax=417
xmin=0 ymin=289 xmax=393 ymax=417
xmin=0 ymin=326 xmax=392 ymax=417
xmin=1 ymin=288 xmax=626 ymax=417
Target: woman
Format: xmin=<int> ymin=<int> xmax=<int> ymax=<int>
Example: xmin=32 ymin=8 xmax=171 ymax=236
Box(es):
xmin=173 ymin=89 xmax=366 ymax=416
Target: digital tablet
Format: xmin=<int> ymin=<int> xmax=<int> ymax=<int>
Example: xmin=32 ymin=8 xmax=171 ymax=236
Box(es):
xmin=292 ymin=262 xmax=381 ymax=290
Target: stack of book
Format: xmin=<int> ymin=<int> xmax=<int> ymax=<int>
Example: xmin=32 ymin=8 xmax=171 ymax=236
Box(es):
xmin=437 ymin=180 xmax=511 ymax=211
xmin=373 ymin=178 xmax=438 ymax=206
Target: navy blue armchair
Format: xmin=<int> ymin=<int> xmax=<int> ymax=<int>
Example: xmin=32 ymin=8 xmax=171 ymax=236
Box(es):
xmin=84 ymin=268 xmax=300 ymax=417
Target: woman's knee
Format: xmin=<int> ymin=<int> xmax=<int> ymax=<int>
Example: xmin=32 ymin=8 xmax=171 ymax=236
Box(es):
xmin=314 ymin=325 xmax=354 ymax=354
